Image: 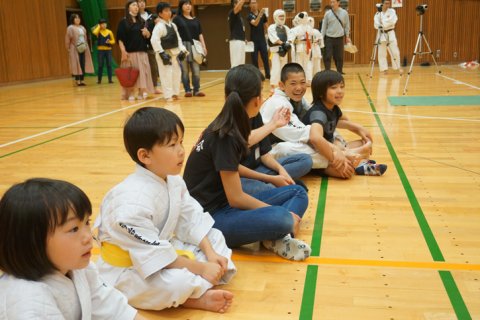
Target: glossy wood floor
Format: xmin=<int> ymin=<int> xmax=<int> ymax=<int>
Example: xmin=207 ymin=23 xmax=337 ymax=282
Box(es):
xmin=1 ymin=65 xmax=479 ymax=319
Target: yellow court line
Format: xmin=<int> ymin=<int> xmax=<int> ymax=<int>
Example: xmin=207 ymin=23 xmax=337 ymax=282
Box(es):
xmin=91 ymin=247 xmax=480 ymax=271
xmin=231 ymin=253 xmax=480 ymax=272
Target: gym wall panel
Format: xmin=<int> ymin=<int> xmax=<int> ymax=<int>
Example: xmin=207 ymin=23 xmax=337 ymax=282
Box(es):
xmin=0 ymin=0 xmax=70 ymax=84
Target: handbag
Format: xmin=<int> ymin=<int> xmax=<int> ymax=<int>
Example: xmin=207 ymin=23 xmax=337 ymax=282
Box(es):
xmin=76 ymin=42 xmax=87 ymax=53
xmin=114 ymin=60 xmax=139 ymax=88
xmin=192 ymin=39 xmax=205 ymax=65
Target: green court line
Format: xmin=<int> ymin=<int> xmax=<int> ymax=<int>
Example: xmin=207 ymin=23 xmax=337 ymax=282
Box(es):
xmin=0 ymin=128 xmax=88 ymax=159
xmin=358 ymin=73 xmax=471 ymax=319
xmin=299 ymin=265 xmax=318 ymax=320
xmin=310 ymin=177 xmax=328 ymax=256
xmin=439 ymin=271 xmax=472 ymax=320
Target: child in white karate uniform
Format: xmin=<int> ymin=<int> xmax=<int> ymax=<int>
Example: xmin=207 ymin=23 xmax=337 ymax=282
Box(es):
xmin=0 ymin=178 xmax=140 ymax=320
xmin=95 ymin=107 xmax=236 ymax=312
xmin=151 ymin=2 xmax=188 ymax=102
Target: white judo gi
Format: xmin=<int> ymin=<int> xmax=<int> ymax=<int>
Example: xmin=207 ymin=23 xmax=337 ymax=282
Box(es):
xmin=290 ymin=12 xmax=313 ymax=82
xmin=374 ymin=8 xmax=401 ymax=72
xmin=268 ymin=9 xmax=292 ymax=88
xmin=151 ymin=19 xmax=186 ymax=100
xmin=0 ymin=263 xmax=136 ymax=320
xmin=95 ymin=165 xmax=236 ymax=310
xmin=260 ymin=88 xmax=329 ymax=169
xmin=308 ymin=17 xmax=324 ymax=77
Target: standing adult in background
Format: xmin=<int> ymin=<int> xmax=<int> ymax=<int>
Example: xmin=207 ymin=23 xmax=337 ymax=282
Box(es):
xmin=374 ymin=0 xmax=403 ymax=75
xmin=138 ymin=0 xmax=162 ymax=94
xmin=173 ymin=0 xmax=207 ymax=97
xmin=117 ymin=0 xmax=155 ymax=101
xmin=65 ymin=14 xmax=94 ymax=86
xmin=321 ymin=0 xmax=350 ymax=75
xmin=92 ymin=18 xmax=115 ymax=84
xmin=228 ymin=0 xmax=246 ymax=68
xmin=248 ymin=0 xmax=270 ymax=80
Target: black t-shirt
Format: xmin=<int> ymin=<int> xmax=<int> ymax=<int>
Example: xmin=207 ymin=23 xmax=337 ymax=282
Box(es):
xmin=184 ymin=125 xmax=243 ymax=213
xmin=117 ymin=18 xmax=148 ymax=52
xmin=302 ymin=101 xmax=343 ymax=143
xmin=241 ymin=114 xmax=272 ymax=169
xmin=248 ymin=12 xmax=267 ymax=43
xmin=228 ymin=10 xmax=245 ymax=40
xmin=173 ymin=15 xmax=202 ymax=43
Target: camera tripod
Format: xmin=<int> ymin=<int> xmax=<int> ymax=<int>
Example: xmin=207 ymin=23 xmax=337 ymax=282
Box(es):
xmin=368 ymin=27 xmax=400 ymax=78
xmin=402 ymin=14 xmax=441 ymax=95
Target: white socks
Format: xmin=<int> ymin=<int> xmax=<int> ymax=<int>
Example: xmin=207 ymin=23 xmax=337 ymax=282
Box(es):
xmin=262 ymin=234 xmax=311 ymax=261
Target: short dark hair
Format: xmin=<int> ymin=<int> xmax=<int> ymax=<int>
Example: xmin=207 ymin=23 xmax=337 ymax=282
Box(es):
xmin=311 ymin=70 xmax=344 ymax=103
xmin=157 ymin=2 xmax=171 ymax=14
xmin=69 ymin=13 xmax=81 ymax=25
xmin=123 ymin=107 xmax=185 ymax=166
xmin=280 ymin=63 xmax=305 ymax=83
xmin=0 ymin=178 xmax=92 ymax=281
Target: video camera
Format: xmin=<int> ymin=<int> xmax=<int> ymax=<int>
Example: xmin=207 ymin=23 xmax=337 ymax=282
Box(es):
xmin=375 ymin=3 xmax=383 ymax=12
xmin=416 ymin=4 xmax=428 ymax=15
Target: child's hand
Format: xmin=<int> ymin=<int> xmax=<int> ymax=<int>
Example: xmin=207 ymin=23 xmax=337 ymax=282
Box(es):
xmin=201 ymin=261 xmax=224 ymax=285
xmin=206 ymin=252 xmax=229 ymax=273
xmin=278 ymin=167 xmax=295 ymax=185
xmin=269 ymin=175 xmax=293 ymax=187
xmin=270 ymin=107 xmax=291 ymax=128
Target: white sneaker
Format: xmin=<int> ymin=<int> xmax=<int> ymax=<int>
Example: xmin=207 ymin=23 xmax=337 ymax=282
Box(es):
xmin=128 ymin=96 xmax=135 ymax=102
xmin=262 ymin=234 xmax=311 ymax=261
xmin=142 ymin=92 xmax=148 ymax=99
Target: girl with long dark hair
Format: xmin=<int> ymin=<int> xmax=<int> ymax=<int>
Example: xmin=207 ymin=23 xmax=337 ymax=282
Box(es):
xmin=184 ymin=65 xmax=311 ymax=261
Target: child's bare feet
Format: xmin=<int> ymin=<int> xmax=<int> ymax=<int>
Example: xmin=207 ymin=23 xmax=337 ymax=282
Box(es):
xmin=183 ymin=289 xmax=234 ymax=313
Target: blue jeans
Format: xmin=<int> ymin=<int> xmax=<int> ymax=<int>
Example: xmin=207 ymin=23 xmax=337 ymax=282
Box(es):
xmin=211 ymin=185 xmax=308 ymax=247
xmin=180 ymin=55 xmax=200 ymax=93
xmin=241 ymin=154 xmax=313 ymax=195
xmin=97 ymin=50 xmax=113 ymax=82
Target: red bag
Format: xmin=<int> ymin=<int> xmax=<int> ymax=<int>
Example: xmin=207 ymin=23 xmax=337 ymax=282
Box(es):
xmin=115 ymin=60 xmax=139 ymax=88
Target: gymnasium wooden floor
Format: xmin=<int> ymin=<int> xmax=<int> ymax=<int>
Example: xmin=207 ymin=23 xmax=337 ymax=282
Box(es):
xmin=1 ymin=65 xmax=479 ymax=319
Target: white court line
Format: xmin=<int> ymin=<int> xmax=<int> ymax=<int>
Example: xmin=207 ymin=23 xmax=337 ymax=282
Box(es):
xmin=435 ymin=73 xmax=480 ymax=90
xmin=0 ymin=78 xmax=224 ymax=149
xmin=343 ymin=109 xmax=480 ymax=123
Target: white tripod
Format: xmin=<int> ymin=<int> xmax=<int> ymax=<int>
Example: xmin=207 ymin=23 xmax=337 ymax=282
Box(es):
xmin=402 ymin=14 xmax=441 ymax=95
xmin=368 ymin=27 xmax=399 ymax=78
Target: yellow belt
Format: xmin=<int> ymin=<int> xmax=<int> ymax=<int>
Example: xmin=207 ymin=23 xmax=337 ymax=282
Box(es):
xmin=101 ymin=242 xmax=195 ymax=268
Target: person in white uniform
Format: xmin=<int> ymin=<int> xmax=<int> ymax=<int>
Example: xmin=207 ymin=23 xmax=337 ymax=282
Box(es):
xmin=96 ymin=107 xmax=236 ymax=313
xmin=151 ymin=2 xmax=188 ymax=102
xmin=289 ymin=12 xmax=313 ymax=83
xmin=0 ymin=178 xmax=140 ymax=320
xmin=308 ymin=16 xmax=324 ymax=76
xmin=228 ymin=0 xmax=247 ymax=67
xmin=260 ymin=63 xmax=355 ymax=178
xmin=268 ymin=9 xmax=292 ymax=91
xmin=374 ymin=0 xmax=403 ymax=74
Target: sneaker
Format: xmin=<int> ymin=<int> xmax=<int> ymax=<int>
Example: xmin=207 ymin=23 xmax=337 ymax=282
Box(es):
xmin=185 ymin=92 xmax=193 ymax=97
xmin=194 ymin=91 xmax=205 ymax=97
xmin=262 ymin=234 xmax=311 ymax=261
xmin=355 ymin=162 xmax=387 ymax=176
xmin=97 ymin=80 xmax=101 ymax=84
xmin=142 ymin=92 xmax=148 ymax=99
xmin=128 ymin=96 xmax=135 ymax=102
xmin=154 ymin=88 xmax=162 ymax=94
xmin=109 ymin=80 xmax=114 ymax=84
xmin=172 ymin=95 xmax=179 ymax=100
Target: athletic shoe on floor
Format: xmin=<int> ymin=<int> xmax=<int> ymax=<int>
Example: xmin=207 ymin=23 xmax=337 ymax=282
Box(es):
xmin=355 ymin=162 xmax=387 ymax=176
xmin=262 ymin=234 xmax=311 ymax=261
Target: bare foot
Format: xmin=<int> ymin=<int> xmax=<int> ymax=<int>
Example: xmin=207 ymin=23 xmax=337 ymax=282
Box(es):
xmin=183 ymin=289 xmax=234 ymax=313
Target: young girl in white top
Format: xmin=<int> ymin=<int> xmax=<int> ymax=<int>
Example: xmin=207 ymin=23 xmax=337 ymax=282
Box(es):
xmin=0 ymin=178 xmax=141 ymax=320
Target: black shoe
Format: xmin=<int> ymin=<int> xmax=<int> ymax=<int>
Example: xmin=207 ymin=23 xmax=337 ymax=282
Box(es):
xmin=340 ymin=72 xmax=346 ymax=75
xmin=79 ymin=82 xmax=86 ymax=86
xmin=97 ymin=81 xmax=101 ymax=84
xmin=108 ymin=80 xmax=114 ymax=84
